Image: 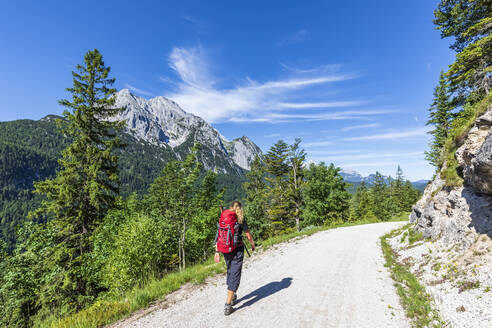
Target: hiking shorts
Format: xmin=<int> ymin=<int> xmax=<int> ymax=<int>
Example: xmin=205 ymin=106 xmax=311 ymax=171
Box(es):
xmin=223 ymin=246 xmax=244 ymax=292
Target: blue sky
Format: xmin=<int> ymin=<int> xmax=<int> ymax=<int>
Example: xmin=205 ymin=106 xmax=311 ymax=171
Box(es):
xmin=0 ymin=1 xmax=455 ymax=180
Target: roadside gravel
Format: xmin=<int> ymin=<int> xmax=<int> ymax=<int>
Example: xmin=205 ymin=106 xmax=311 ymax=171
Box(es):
xmin=112 ymin=222 xmax=409 ymax=328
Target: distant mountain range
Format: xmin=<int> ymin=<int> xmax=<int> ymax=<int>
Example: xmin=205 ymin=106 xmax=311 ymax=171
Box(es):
xmin=339 ymin=169 xmax=429 ymax=191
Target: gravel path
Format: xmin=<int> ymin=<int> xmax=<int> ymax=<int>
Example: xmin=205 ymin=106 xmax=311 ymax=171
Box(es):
xmin=115 ymin=222 xmax=409 ymax=328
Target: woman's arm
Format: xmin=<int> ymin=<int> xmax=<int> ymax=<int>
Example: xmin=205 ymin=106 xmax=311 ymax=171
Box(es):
xmin=244 ymin=231 xmax=256 ymax=251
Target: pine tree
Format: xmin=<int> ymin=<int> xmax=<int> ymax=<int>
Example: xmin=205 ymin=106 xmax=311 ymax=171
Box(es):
xmin=390 ymin=165 xmax=406 ymax=213
xmin=29 ymin=49 xmax=124 ymax=309
xmin=371 ymin=172 xmax=392 ymax=221
xmin=425 ymin=71 xmax=454 ymax=168
xmin=351 ymin=181 xmax=375 ymax=220
xmin=287 ymin=138 xmax=306 ymax=231
xmin=264 ymin=140 xmax=291 ymax=231
xmin=402 ymin=180 xmax=422 ymax=211
xmin=243 ymin=156 xmax=271 ymax=239
xmin=434 ymin=0 xmax=492 ymax=100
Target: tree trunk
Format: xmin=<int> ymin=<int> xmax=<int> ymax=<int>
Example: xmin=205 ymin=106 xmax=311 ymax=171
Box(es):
xmin=180 ymin=216 xmax=186 ymax=270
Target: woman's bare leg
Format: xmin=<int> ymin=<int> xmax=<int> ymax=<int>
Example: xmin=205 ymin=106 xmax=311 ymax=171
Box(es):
xmin=226 ymin=290 xmax=235 ymax=304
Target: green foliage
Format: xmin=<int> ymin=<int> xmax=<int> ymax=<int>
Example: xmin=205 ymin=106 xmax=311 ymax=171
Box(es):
xmin=349 ymin=166 xmax=420 ymax=222
xmin=371 ymin=172 xmax=393 ymax=221
xmin=302 ymin=162 xmax=351 ymax=226
xmin=264 ymin=140 xmax=291 ymax=231
xmin=0 ymin=221 xmax=58 ymax=327
xmin=144 ymin=146 xmax=222 ymax=271
xmin=408 ymin=229 xmax=425 ymax=245
xmin=0 ymin=119 xmax=70 ymax=251
xmin=434 ymin=0 xmax=491 ymax=52
xmin=102 ymin=212 xmax=176 ymax=291
xmin=428 ymin=0 xmax=492 ymax=185
xmin=434 ymin=0 xmax=492 ymax=101
xmin=243 ymin=156 xmax=271 ymax=240
xmin=26 ymin=49 xmax=125 ymax=318
xmin=440 ymin=94 xmax=492 ymax=186
xmin=287 ymin=138 xmax=306 ymax=231
xmin=350 ymin=181 xmax=377 ymax=221
xmin=425 ymin=71 xmax=454 ymax=168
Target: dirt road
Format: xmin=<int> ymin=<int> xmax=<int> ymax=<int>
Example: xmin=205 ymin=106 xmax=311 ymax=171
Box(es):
xmin=116 ymin=222 xmax=409 ymax=328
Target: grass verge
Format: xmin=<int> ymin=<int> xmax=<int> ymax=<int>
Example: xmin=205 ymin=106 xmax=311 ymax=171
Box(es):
xmin=41 ymin=215 xmax=409 ymax=328
xmin=380 ymin=225 xmax=444 ymax=328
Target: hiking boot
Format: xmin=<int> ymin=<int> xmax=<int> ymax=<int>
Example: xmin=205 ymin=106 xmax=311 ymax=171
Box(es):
xmin=232 ymin=293 xmax=237 ymax=305
xmin=224 ymin=303 xmax=234 ymax=316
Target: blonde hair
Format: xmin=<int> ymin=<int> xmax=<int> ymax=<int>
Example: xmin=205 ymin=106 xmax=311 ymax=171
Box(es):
xmin=231 ymin=200 xmax=244 ymax=224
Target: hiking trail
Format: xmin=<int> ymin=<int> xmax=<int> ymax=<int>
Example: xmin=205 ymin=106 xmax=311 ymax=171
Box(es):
xmin=111 ymin=222 xmax=409 ymax=328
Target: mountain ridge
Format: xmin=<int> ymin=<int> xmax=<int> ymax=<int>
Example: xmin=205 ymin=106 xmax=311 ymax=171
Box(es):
xmin=113 ymin=89 xmax=262 ymax=171
xmin=339 ymin=168 xmax=428 ymax=190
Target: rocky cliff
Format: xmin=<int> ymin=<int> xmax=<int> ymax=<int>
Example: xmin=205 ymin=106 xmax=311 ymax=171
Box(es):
xmin=112 ymin=89 xmax=262 ymax=172
xmin=410 ymin=105 xmax=492 ymax=246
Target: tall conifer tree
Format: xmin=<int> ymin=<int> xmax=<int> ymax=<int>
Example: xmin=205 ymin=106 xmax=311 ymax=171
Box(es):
xmin=434 ymin=0 xmax=492 ymax=100
xmin=425 ymin=71 xmax=454 ymax=168
xmin=264 ymin=140 xmax=291 ymax=231
xmin=371 ymin=172 xmax=391 ymax=221
xmin=287 ymin=138 xmax=306 ymax=231
xmin=243 ymin=156 xmax=270 ymax=239
xmin=29 ymin=49 xmax=124 ymax=308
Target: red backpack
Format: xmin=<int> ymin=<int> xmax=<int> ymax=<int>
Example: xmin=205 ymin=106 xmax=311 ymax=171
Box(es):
xmin=215 ymin=209 xmax=240 ymax=253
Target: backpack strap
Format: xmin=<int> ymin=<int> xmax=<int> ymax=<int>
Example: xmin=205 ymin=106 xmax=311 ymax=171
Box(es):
xmin=214 ymin=225 xmax=219 ymax=243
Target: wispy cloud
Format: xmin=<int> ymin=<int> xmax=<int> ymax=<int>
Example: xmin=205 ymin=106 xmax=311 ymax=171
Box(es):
xmin=309 ymin=151 xmax=424 ymax=161
xmin=266 ymin=109 xmax=395 ymax=122
xmin=278 ymin=100 xmax=367 ymax=109
xmin=343 ymin=127 xmax=430 ymax=141
xmin=341 ymin=123 xmax=380 ymax=132
xmin=124 ymin=84 xmax=154 ymax=97
xmin=181 ymin=14 xmax=210 ymax=34
xmin=163 ymin=45 xmax=379 ymax=123
xmin=277 ymin=29 xmax=307 ymax=46
xmin=280 ymin=63 xmax=342 ymax=74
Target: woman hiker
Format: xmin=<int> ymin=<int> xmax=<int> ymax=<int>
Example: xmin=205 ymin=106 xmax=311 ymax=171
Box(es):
xmin=215 ymin=201 xmax=256 ymax=316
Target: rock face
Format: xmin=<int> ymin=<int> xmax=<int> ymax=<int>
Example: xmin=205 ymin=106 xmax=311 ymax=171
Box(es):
xmin=456 ymin=109 xmax=492 ymax=195
xmin=112 ymin=89 xmax=262 ymax=172
xmin=410 ymin=105 xmax=492 ymax=246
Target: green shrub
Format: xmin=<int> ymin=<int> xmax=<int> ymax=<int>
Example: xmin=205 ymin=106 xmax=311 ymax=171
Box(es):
xmin=103 ymin=213 xmax=177 ymax=291
xmin=408 ymin=229 xmax=424 ymax=245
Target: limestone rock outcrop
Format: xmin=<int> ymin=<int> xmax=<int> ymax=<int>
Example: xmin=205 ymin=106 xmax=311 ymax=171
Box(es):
xmin=410 ymin=105 xmax=492 ymax=246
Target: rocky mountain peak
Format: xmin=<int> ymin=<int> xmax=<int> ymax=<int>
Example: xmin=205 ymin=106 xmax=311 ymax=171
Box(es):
xmin=112 ymin=89 xmax=262 ymax=171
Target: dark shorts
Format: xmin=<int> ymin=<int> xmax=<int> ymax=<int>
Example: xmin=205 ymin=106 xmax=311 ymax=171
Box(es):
xmin=222 ymin=246 xmax=244 ymax=292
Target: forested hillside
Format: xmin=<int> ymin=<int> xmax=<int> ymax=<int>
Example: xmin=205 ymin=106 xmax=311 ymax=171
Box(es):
xmin=0 ymin=117 xmax=246 ymax=251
